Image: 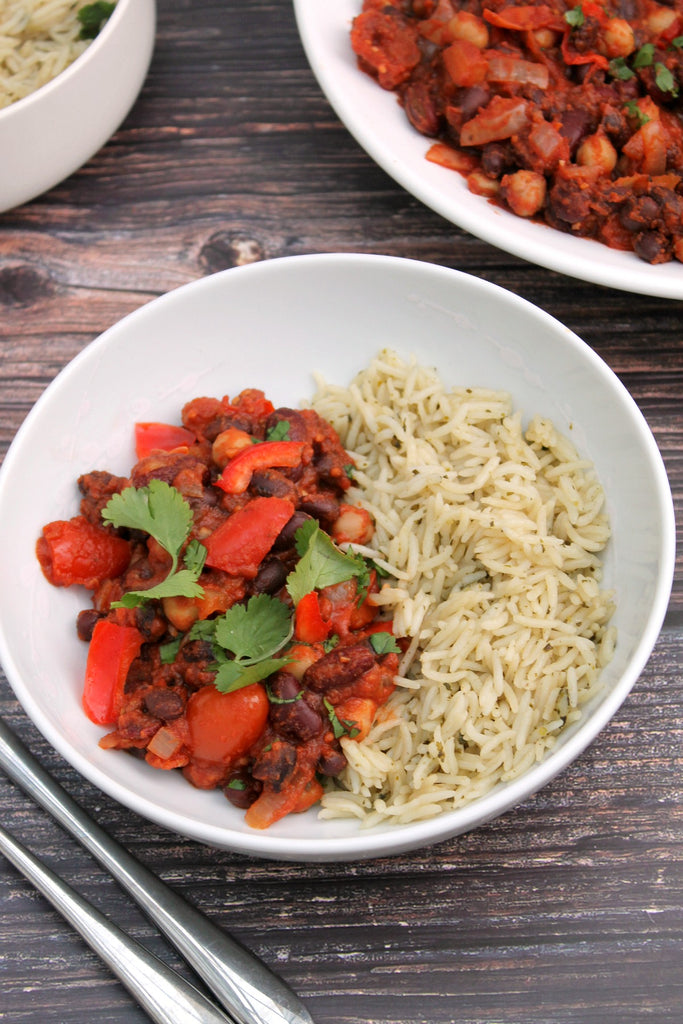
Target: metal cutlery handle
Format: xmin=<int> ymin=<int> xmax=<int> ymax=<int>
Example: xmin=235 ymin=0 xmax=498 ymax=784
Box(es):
xmin=0 ymin=823 xmax=233 ymax=1024
xmin=0 ymin=718 xmax=314 ymax=1024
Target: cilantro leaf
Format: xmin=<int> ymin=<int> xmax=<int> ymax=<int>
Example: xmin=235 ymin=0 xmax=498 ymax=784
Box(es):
xmin=609 ymin=57 xmax=635 ymax=81
xmin=103 ymin=480 xmax=193 ymax=566
xmin=102 ymin=481 xmax=205 ymax=608
xmin=655 ymin=62 xmax=678 ymax=96
xmin=324 ymin=698 xmax=360 ymax=739
xmin=114 ymin=569 xmax=205 ymax=607
xmin=286 ymin=520 xmax=370 ymax=605
xmin=564 ymin=6 xmax=584 ymax=28
xmin=623 ymin=100 xmax=651 ymax=125
xmin=184 ymin=538 xmax=207 ymax=575
xmin=368 ymin=631 xmax=401 ymax=655
xmin=214 ymin=594 xmax=293 ymax=665
xmin=634 ymin=43 xmax=655 ymax=68
xmin=265 ymin=420 xmax=291 ymax=441
xmin=214 ymin=657 xmax=291 ymax=693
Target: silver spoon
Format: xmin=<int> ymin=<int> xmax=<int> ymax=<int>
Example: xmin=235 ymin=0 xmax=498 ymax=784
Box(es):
xmin=0 ymin=822 xmax=235 ymax=1024
xmin=0 ymin=717 xmax=315 ymax=1024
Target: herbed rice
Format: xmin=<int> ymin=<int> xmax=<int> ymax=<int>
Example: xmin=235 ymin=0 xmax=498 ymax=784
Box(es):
xmin=0 ymin=1 xmax=98 ymax=109
xmin=311 ymin=349 xmax=616 ymax=827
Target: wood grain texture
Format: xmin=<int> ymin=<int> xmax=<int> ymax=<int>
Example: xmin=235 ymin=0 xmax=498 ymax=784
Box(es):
xmin=0 ymin=2 xmax=681 ymax=1022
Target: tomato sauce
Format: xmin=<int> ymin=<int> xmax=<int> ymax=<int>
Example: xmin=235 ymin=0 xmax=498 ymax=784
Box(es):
xmin=351 ymin=0 xmax=683 ymax=263
xmin=37 ymin=389 xmax=401 ymax=829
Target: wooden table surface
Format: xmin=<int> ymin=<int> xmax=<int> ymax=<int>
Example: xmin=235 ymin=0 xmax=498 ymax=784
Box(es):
xmin=1 ymin=2 xmax=681 ymax=1022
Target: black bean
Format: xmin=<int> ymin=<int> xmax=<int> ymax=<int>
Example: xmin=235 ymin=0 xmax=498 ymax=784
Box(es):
xmin=273 ymin=510 xmax=311 ymax=551
xmin=76 ymin=608 xmax=102 ymax=642
xmin=223 ymin=772 xmax=261 ymax=809
xmin=251 ymin=557 xmax=287 ymax=595
xmin=633 ymin=230 xmax=672 ymax=264
xmin=251 ymin=469 xmax=297 ymax=500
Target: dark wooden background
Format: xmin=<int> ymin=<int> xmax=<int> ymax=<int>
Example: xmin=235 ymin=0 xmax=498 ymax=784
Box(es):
xmin=1 ymin=2 xmax=681 ymax=1022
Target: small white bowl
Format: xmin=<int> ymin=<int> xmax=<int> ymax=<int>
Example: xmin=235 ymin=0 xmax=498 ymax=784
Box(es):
xmin=0 ymin=0 xmax=156 ymax=212
xmin=0 ymin=254 xmax=674 ymax=861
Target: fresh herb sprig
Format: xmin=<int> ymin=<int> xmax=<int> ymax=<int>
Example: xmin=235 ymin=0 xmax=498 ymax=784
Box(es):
xmin=285 ymin=519 xmax=370 ymax=605
xmin=102 ymin=480 xmax=206 ymax=608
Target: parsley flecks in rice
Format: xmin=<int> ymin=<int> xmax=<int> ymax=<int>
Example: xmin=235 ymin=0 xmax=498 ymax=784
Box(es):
xmin=311 ymin=349 xmax=616 ymax=827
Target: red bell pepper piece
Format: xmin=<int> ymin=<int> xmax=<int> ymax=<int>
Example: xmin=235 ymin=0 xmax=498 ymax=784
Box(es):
xmin=294 ymin=591 xmax=331 ymax=643
xmin=484 ymin=5 xmax=564 ymax=31
xmin=36 ymin=516 xmax=131 ymax=589
xmin=134 ymin=422 xmax=196 ymax=459
xmin=203 ymin=496 xmax=294 ymax=578
xmin=215 ymin=441 xmax=307 ymax=495
xmin=83 ymin=619 xmax=143 ymax=725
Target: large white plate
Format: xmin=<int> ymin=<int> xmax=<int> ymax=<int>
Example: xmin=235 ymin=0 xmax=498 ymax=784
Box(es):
xmin=0 ymin=255 xmax=675 ymax=861
xmin=293 ymin=0 xmax=683 ymax=299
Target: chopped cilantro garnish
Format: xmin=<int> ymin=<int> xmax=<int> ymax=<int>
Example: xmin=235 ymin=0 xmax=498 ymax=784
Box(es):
xmin=633 ymin=43 xmax=655 ymax=68
xmin=77 ymin=1 xmax=116 ymax=39
xmin=226 ymin=779 xmax=246 ymax=791
xmin=655 ymin=62 xmax=678 ymax=96
xmin=624 ymin=100 xmax=651 ymax=125
xmin=609 ymin=57 xmax=635 ymax=81
xmin=285 ymin=519 xmax=370 ymax=605
xmin=324 ymin=698 xmax=360 ymax=740
xmin=564 ymin=6 xmax=584 ymax=28
xmin=368 ymin=631 xmax=401 ymax=656
xmin=265 ymin=420 xmax=291 ymax=441
xmin=102 ymin=480 xmax=206 ymax=607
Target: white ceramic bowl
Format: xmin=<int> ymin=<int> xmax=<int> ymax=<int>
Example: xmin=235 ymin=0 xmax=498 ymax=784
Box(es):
xmin=0 ymin=254 xmax=674 ymax=861
xmin=0 ymin=0 xmax=156 ymax=212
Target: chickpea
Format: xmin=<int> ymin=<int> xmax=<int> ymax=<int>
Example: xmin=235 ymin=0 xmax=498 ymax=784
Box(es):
xmin=576 ymin=133 xmax=618 ymax=174
xmin=500 ymin=170 xmax=547 ymax=218
xmin=645 ymin=5 xmax=678 ymax=36
xmin=532 ymin=28 xmax=560 ymax=49
xmin=466 ymin=170 xmax=500 ymax=198
xmin=602 ymin=18 xmax=635 ymax=58
xmin=211 ymin=425 xmax=252 ymax=468
xmin=447 ymin=11 xmax=489 ymax=50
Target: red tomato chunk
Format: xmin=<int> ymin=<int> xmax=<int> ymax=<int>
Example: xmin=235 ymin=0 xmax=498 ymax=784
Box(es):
xmin=37 ymin=389 xmax=402 ymax=830
xmin=350 ymin=0 xmax=683 ymax=264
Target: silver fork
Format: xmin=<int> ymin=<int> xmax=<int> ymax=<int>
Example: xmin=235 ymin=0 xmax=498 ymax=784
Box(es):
xmin=0 ymin=717 xmax=315 ymax=1024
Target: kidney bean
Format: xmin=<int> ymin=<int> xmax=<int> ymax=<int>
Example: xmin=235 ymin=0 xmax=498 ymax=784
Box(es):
xmin=143 ymin=688 xmax=185 ymax=721
xmin=558 ymin=108 xmax=591 ymax=154
xmin=457 ymin=85 xmax=489 ymax=122
xmin=302 ymin=643 xmax=376 ymax=693
xmin=299 ymin=492 xmax=340 ymax=524
xmin=317 ymin=748 xmax=348 ymax=777
xmin=266 ymin=407 xmax=308 ymax=441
